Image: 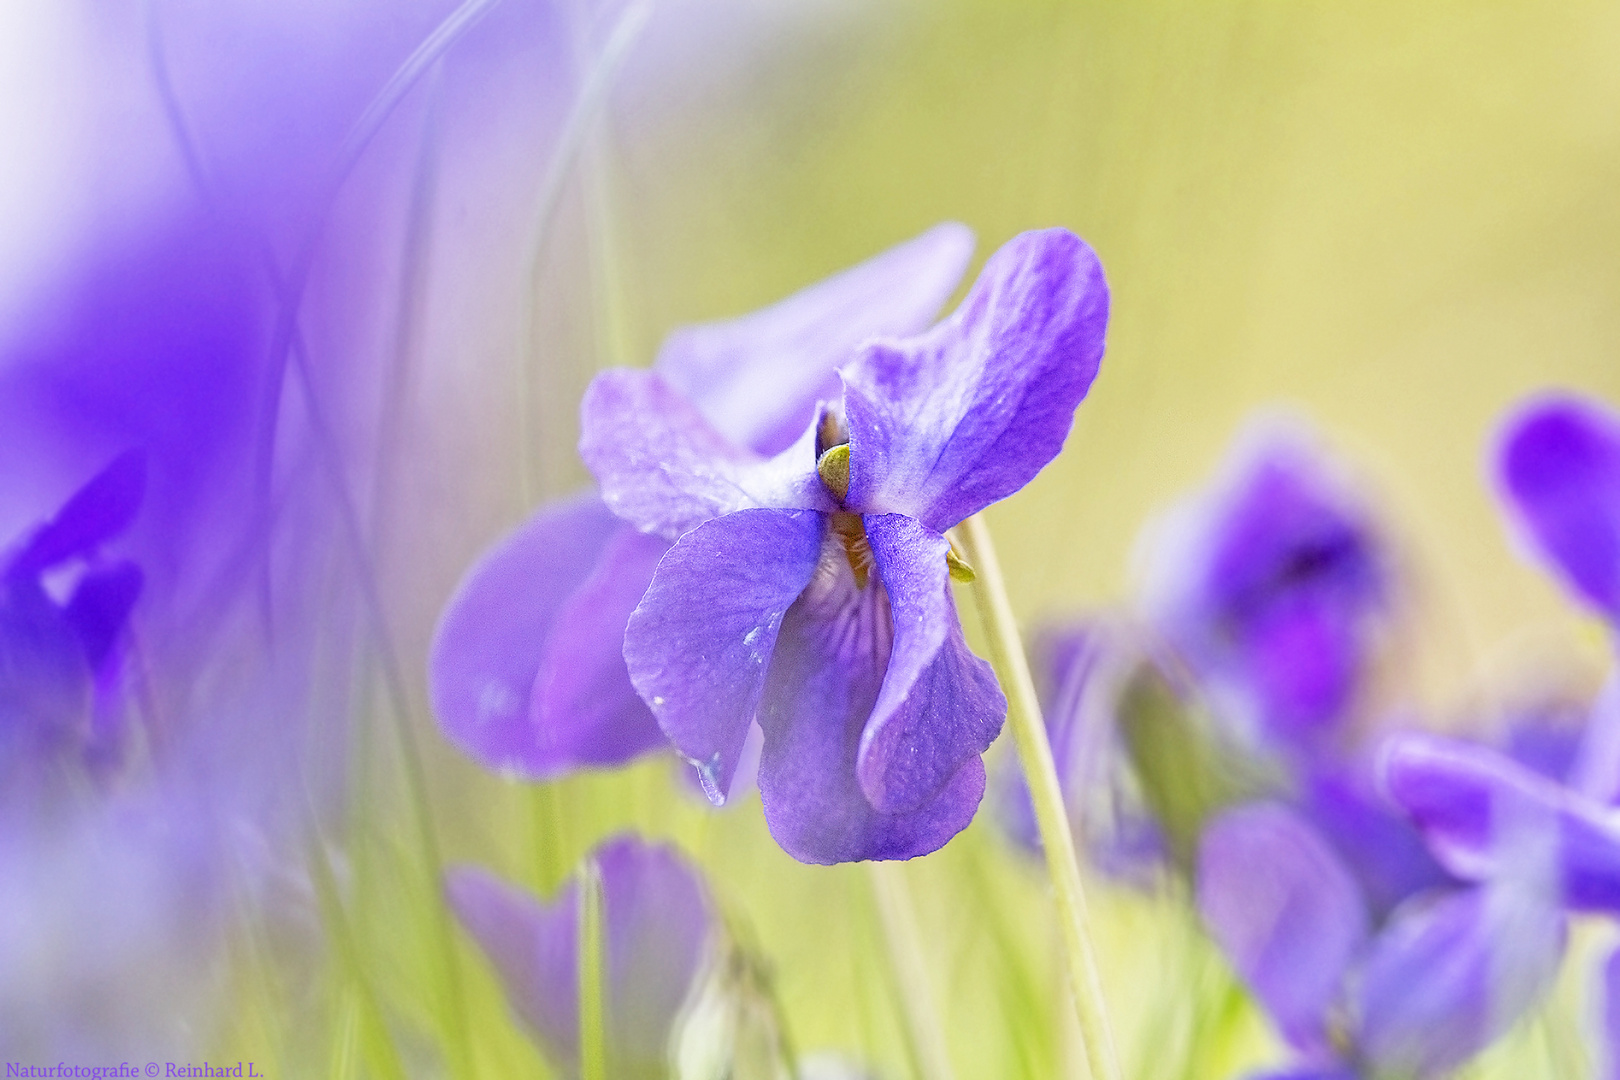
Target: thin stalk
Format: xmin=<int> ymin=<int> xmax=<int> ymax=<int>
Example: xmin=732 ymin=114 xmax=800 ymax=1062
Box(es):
xmin=866 ymin=861 xmax=956 ymax=1080
xmin=953 ymin=513 xmax=1120 ymax=1080
xmin=578 ymin=857 xmax=609 ymax=1080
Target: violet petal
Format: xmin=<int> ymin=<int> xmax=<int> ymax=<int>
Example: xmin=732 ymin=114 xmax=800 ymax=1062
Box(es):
xmin=9 ymin=450 xmax=146 ymax=577
xmin=445 ymin=865 xmax=579 ymax=1067
xmin=429 ymin=492 xmax=627 ymax=777
xmin=62 ymin=562 xmax=143 ymax=674
xmin=855 ymin=514 xmax=1004 ymax=813
xmin=1298 ymin=762 xmax=1453 ymax=922
xmin=755 ymin=538 xmax=984 ymax=863
xmin=447 ymin=836 xmax=712 ymax=1077
xmin=657 ymin=223 xmax=975 ymax=457
xmin=623 ymin=509 xmax=824 ymax=803
xmin=1382 ymin=734 xmax=1620 ymax=912
xmin=1496 ymin=393 xmax=1620 ymax=621
xmin=529 ymin=524 xmax=671 ymax=772
xmin=595 ymin=836 xmax=713 ymax=1069
xmin=579 ymin=370 xmax=834 ymax=541
xmin=1356 ymin=886 xmax=1565 ymax=1079
xmin=842 ymin=228 xmax=1108 ymax=533
xmin=1196 ymin=802 xmax=1368 ymax=1056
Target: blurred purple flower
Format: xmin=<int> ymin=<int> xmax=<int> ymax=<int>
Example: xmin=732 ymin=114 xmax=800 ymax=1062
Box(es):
xmin=583 ymin=228 xmax=1109 ymax=863
xmin=1139 ymin=421 xmax=1390 ymax=757
xmin=996 ymin=620 xmax=1167 ymax=880
xmin=446 ymin=834 xmax=713 ymax=1078
xmin=0 ymin=450 xmax=144 ymax=795
xmin=1496 ymin=393 xmax=1620 ymax=624
xmin=1198 ymin=800 xmax=1564 ymax=1079
xmin=429 ymin=224 xmax=975 ymax=781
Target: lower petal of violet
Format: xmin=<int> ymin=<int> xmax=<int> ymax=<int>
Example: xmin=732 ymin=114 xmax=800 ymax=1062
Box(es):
xmin=755 ymin=548 xmax=985 ymax=864
xmin=624 ymin=509 xmax=824 ymax=803
xmin=855 ymin=513 xmax=1004 ymax=815
xmin=1356 ymin=885 xmax=1566 ymax=1079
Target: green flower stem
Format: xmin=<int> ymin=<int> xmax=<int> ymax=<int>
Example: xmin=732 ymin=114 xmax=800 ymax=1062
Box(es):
xmin=578 ymin=857 xmax=608 ymax=1080
xmin=954 ymin=513 xmax=1121 ymax=1080
xmin=866 ymin=861 xmax=957 ymax=1080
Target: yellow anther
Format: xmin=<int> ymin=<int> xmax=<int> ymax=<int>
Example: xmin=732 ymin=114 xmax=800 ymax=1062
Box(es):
xmin=946 ymin=544 xmax=976 ymax=583
xmin=817 ymin=444 xmax=851 ymax=503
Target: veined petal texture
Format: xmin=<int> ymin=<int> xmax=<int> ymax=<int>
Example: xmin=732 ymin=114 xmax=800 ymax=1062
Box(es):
xmin=855 ymin=513 xmax=1004 ymax=814
xmin=842 ymin=228 xmax=1108 ymax=533
xmin=1496 ymin=393 xmax=1620 ymax=622
xmin=657 ymin=223 xmax=976 ymax=456
xmin=624 ymin=509 xmax=824 ymax=803
xmin=580 ymin=370 xmax=833 ymax=540
xmin=1197 ymin=802 xmax=1368 ymax=1056
xmin=755 ymin=529 xmax=984 ymax=862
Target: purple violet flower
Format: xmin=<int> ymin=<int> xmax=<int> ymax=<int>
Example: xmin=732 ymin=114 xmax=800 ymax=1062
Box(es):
xmin=580 ymin=228 xmax=1110 ymax=863
xmin=429 ymin=224 xmax=975 ymax=780
xmin=1139 ymin=420 xmax=1390 ymax=758
xmin=446 ymin=835 xmax=713 ymax=1079
xmin=1198 ymin=800 xmax=1565 ymax=1079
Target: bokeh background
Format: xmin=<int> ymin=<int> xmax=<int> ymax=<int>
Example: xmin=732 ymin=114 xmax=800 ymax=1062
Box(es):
xmin=6 ymin=1 xmax=1620 ymax=1077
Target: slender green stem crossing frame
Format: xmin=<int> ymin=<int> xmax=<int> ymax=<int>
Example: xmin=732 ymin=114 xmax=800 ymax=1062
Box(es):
xmin=954 ymin=513 xmax=1121 ymax=1080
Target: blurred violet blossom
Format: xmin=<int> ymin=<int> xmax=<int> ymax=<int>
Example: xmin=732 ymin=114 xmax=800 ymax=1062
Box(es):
xmin=447 ymin=835 xmax=713 ymax=1079
xmin=582 ymin=228 xmax=1109 ymax=863
xmin=995 ymin=620 xmax=1168 ymax=882
xmin=1198 ymin=799 xmax=1565 ymax=1080
xmin=1003 ymin=421 xmax=1446 ymax=913
xmin=1138 ymin=420 xmax=1392 ymax=760
xmin=0 ymin=450 xmax=144 ymax=799
xmin=1367 ymin=391 xmax=1620 ymax=1074
xmin=429 ymin=224 xmax=976 ymax=786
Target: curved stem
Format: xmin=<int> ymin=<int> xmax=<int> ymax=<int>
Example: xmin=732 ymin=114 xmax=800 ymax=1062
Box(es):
xmin=953 ymin=513 xmax=1121 ymax=1080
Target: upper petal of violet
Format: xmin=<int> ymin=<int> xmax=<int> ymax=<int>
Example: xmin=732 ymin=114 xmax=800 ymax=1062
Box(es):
xmin=623 ymin=509 xmax=824 ymax=802
xmin=580 ymin=371 xmax=834 ymax=540
xmin=841 ymin=228 xmax=1108 ymax=533
xmin=855 ymin=513 xmax=1005 ymax=814
xmin=1496 ymin=393 xmax=1620 ymax=622
xmin=1196 ymin=802 xmax=1369 ymax=1057
xmin=657 ymin=223 xmax=975 ymax=457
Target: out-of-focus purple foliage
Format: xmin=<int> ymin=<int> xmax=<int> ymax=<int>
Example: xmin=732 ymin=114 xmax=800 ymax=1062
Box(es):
xmin=0 ymin=0 xmax=872 ymax=1058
